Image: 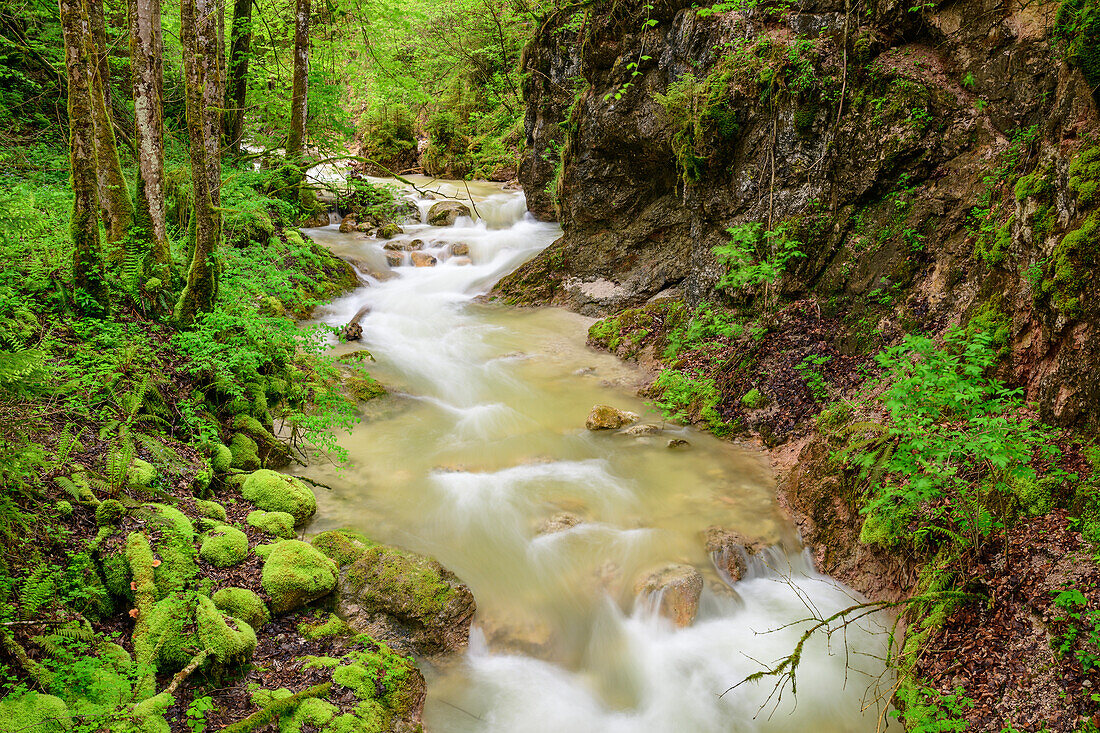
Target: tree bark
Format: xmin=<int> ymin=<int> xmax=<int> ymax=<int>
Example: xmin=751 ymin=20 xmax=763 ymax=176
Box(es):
xmin=87 ymin=0 xmax=134 ymax=244
xmin=286 ymin=0 xmax=310 ymax=161
xmin=175 ymin=0 xmax=223 ymax=325
xmin=223 ymin=0 xmax=252 ymax=154
xmin=60 ymin=0 xmax=109 ymax=316
xmin=128 ymin=0 xmax=172 ymax=283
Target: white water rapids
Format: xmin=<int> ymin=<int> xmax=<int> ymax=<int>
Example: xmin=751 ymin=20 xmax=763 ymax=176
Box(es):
xmin=299 ymin=178 xmax=896 ymax=732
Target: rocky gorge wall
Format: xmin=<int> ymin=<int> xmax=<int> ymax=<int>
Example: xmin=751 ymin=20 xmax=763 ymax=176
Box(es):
xmin=496 ymin=0 xmax=1100 ymax=430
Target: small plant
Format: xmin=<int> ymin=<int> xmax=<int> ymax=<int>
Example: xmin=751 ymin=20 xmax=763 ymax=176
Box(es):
xmin=893 ymin=684 xmax=975 ymax=732
xmin=795 ymin=354 xmax=831 ymax=402
xmin=741 ymin=388 xmax=769 ymax=409
xmin=186 ymin=695 xmax=214 ymax=733
xmin=712 ymin=222 xmax=805 ymax=308
xmin=1052 ymin=586 xmax=1100 ymax=673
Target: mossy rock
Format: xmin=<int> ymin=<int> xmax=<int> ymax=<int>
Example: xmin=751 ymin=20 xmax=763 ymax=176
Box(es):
xmin=248 ymin=509 xmax=297 ymax=539
xmin=212 ymin=587 xmax=270 ymax=630
xmin=195 ymin=594 xmax=257 ymax=668
xmin=337 ymin=545 xmax=475 ymax=655
xmin=232 ymin=414 xmax=291 ymax=468
xmin=61 ymin=551 xmax=113 ymax=620
xmin=95 ymin=499 xmax=126 ymax=527
xmin=199 ymin=526 xmax=249 ymax=568
xmin=261 ymin=540 xmax=339 ymax=615
xmin=242 ymin=469 xmax=317 ymax=525
xmin=230 ymin=433 xmax=261 ymax=471
xmin=249 ymin=688 xmax=338 ymax=733
xmin=740 ymin=388 xmax=769 ymax=409
xmin=311 ymin=529 xmax=376 ymax=567
xmin=141 ymin=503 xmax=197 ymax=598
xmin=345 ymin=372 xmax=386 ymax=402
xmin=210 ymin=443 xmax=233 ymax=473
xmin=127 ymin=459 xmax=157 ymax=489
xmin=297 ymin=612 xmax=351 ymax=640
xmin=191 ymin=462 xmax=213 ymax=497
xmin=195 ymin=499 xmax=227 ymax=522
xmin=145 ymin=593 xmax=200 ymax=672
xmin=378 ymin=223 xmax=403 ymax=238
xmin=0 ymin=692 xmax=72 ymax=732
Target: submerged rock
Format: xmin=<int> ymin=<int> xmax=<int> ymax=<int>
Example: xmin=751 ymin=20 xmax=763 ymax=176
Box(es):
xmin=634 ymin=563 xmax=703 ymax=627
xmin=667 ymin=438 xmax=690 ymax=449
xmin=450 ymin=242 xmax=470 ymax=256
xmin=383 ymin=239 xmax=422 ymax=252
xmin=452 ymin=256 xmax=473 ymax=266
xmin=410 ymin=252 xmax=437 ymax=267
xmin=585 ymin=404 xmax=638 ymax=430
xmin=618 ymin=423 xmax=660 ymax=436
xmin=427 ymin=201 xmax=471 ymax=226
xmin=704 ymin=526 xmax=769 ymax=583
xmin=385 ymin=252 xmax=404 ymax=267
xmin=538 ymin=512 xmax=582 ymax=535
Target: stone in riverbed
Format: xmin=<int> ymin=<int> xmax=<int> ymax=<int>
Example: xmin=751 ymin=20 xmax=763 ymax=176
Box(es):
xmin=383 ymin=238 xmax=422 ymax=251
xmin=703 ymin=526 xmax=769 ymax=583
xmin=411 ymin=252 xmax=437 ymax=267
xmin=585 ymin=404 xmax=638 ymax=430
xmin=340 ymin=322 xmax=363 ymax=341
xmin=619 ymin=423 xmax=660 ymax=436
xmin=450 ymin=242 xmax=470 ymax=256
xmin=452 ymin=256 xmax=473 ymax=266
xmin=634 ymin=563 xmax=703 ymax=627
xmin=385 ymin=252 xmax=403 ymax=267
xmin=538 ymin=512 xmax=582 ymax=535
xmin=338 ymin=215 xmax=356 ymax=233
xmin=667 ymin=438 xmax=690 ymax=449
xmin=427 ymin=201 xmax=471 ymax=226
xmin=378 ymin=223 xmax=403 ymax=239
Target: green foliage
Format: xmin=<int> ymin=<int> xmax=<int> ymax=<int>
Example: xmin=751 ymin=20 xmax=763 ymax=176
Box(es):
xmin=1056 ymin=0 xmax=1100 ymax=96
xmin=713 ymin=222 xmax=805 ymax=304
xmin=840 ymin=329 xmax=1063 ymax=551
xmin=893 ymin=685 xmax=975 ymax=732
xmin=740 ymin=388 xmax=768 ymax=409
xmin=1052 ymin=586 xmax=1100 ymax=673
xmin=663 ymin=303 xmax=741 ymax=360
xmin=186 ymin=695 xmax=214 ymax=733
xmin=795 ymin=354 xmax=831 ymax=402
xmin=651 ymin=368 xmax=730 ymax=435
xmin=653 ymin=70 xmax=738 ymax=185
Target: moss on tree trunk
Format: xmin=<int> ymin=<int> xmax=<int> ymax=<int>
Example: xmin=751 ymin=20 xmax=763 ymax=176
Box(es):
xmin=286 ymin=0 xmax=311 ymax=161
xmin=223 ymin=0 xmax=252 ymax=155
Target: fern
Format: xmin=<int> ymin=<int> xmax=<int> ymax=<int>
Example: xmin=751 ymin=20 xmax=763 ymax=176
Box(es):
xmin=0 ymin=348 xmax=45 ymax=394
xmin=18 ymin=562 xmax=57 ymax=617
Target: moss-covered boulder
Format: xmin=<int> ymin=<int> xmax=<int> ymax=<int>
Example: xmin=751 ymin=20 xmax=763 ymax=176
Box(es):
xmin=0 ymin=692 xmax=71 ymax=732
xmin=336 ymin=544 xmax=475 ymax=655
xmin=311 ymin=529 xmax=374 ymax=567
xmin=427 ymin=201 xmax=471 ymax=226
xmin=261 ymin=540 xmax=339 ymax=614
xmin=242 ymin=470 xmax=317 ymax=525
xmin=199 ymin=526 xmax=249 ymax=568
xmin=232 ymin=415 xmax=290 ymax=468
xmin=210 ymin=442 xmax=232 ymax=473
xmin=247 ymin=509 xmax=296 ymax=539
xmin=195 ymin=595 xmax=257 ymax=668
xmin=141 ymin=503 xmax=198 ymax=598
xmin=95 ymin=499 xmax=126 ymax=527
xmin=230 ymin=433 xmax=261 ymax=471
xmin=145 ymin=593 xmax=199 ymax=672
xmin=195 ymin=499 xmax=227 ymax=522
xmin=127 ymin=459 xmax=157 ymax=489
xmin=212 ymin=587 xmax=270 ymax=630
xmin=345 ymin=372 xmax=386 ymax=401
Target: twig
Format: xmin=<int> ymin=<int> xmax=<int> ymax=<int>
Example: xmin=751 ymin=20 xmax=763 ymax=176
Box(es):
xmin=220 ymin=682 xmax=333 ymax=732
xmin=162 ymin=648 xmax=211 ymax=697
xmin=462 ymin=178 xmax=483 ymax=220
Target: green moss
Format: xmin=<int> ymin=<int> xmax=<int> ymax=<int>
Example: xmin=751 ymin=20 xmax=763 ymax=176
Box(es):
xmin=248 ymin=510 xmax=296 ymax=539
xmin=55 ymin=500 xmax=73 ymax=518
xmin=224 ymin=207 xmax=276 ymax=248
xmin=127 ymin=459 xmax=157 ymax=488
xmin=1014 ymin=170 xmax=1051 ymax=201
xmin=965 ymin=300 xmax=1012 ymax=353
xmin=1042 ymin=210 xmax=1100 ymax=317
xmin=199 ymin=525 xmax=249 ymax=568
xmin=232 ymin=415 xmax=290 ymax=467
xmin=195 ymin=594 xmax=257 ymax=668
xmin=346 ymin=373 xmax=386 ymax=401
xmin=142 ymin=503 xmax=197 ymax=597
xmin=740 ymin=388 xmax=769 ymax=409
xmin=195 ymin=499 xmax=227 ymax=522
xmin=815 ymin=401 xmax=854 ymax=431
xmin=378 ymin=223 xmax=402 ymax=239
xmin=261 ymin=540 xmax=339 ymax=614
xmin=310 ymin=529 xmax=373 ymax=567
xmin=342 ymin=545 xmax=455 ymax=618
xmin=297 ymin=612 xmax=351 ymax=640
xmin=1069 ymin=143 xmax=1100 ymax=208
xmin=95 ymin=499 xmax=126 ymax=527
xmin=230 ymin=433 xmax=261 ymax=471
xmin=212 ymin=587 xmax=270 ymax=630
xmin=131 ymin=691 xmax=173 ymax=733
xmin=976 ymin=216 xmax=1012 ymax=268
xmin=0 ymin=692 xmax=72 ymax=733
xmin=1009 ymin=474 xmax=1056 ymax=516
xmin=242 ymin=469 xmax=317 ymax=524
xmin=210 ymin=443 xmax=233 ymax=473
xmin=145 ymin=593 xmax=199 ymax=671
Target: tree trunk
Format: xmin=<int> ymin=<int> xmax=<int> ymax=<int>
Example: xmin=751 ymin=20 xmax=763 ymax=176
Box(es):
xmin=60 ymin=0 xmax=109 ymax=315
xmin=175 ymin=0 xmax=223 ymax=325
xmin=128 ymin=0 xmax=172 ymax=284
xmin=286 ymin=0 xmax=310 ymax=161
xmin=223 ymin=0 xmax=252 ymax=154
xmin=88 ymin=0 xmax=134 ymax=245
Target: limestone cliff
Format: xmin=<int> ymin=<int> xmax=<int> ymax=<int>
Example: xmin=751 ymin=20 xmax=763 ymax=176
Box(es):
xmin=496 ymin=0 xmax=1100 ymax=428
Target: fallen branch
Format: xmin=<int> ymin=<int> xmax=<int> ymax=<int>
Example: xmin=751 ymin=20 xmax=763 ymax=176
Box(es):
xmin=162 ymin=648 xmax=211 ymax=698
xmin=0 ymin=627 xmax=52 ymax=689
xmin=220 ymin=682 xmax=333 ymax=733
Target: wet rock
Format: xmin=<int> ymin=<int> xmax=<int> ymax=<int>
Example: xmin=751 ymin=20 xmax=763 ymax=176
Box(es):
xmin=538 ymin=512 xmax=582 ymax=535
xmin=450 ymin=242 xmax=470 ymax=256
xmin=340 ymin=322 xmax=363 ymax=341
xmin=378 ymin=223 xmax=403 ymax=239
xmin=618 ymin=423 xmax=660 ymax=436
xmin=451 ymin=256 xmax=473 ymax=266
xmin=383 ymin=239 xmax=422 ymax=252
xmin=385 ymin=252 xmax=404 ymax=267
xmin=479 ymin=616 xmax=555 ymax=658
xmin=667 ymin=438 xmax=690 ymax=449
xmin=704 ymin=526 xmax=769 ymax=583
xmin=336 ymin=541 xmax=476 ymax=656
xmin=427 ymin=201 xmax=471 ymax=226
xmin=585 ymin=404 xmax=638 ymax=430
xmin=355 ymin=222 xmax=372 ymax=232
xmin=338 ymin=215 xmax=356 ymax=233
xmin=411 ymin=252 xmax=437 ymax=267
xmin=634 ymin=563 xmax=703 ymax=627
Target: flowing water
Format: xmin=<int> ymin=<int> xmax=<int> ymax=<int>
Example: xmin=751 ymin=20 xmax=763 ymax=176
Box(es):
xmin=300 ymin=177 xmax=895 ymax=732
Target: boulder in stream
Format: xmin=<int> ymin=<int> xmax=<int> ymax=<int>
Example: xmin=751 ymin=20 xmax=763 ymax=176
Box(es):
xmin=634 ymin=563 xmax=703 ymax=627
xmin=383 ymin=239 xmax=422 ymax=252
xmin=427 ymin=201 xmax=471 ymax=226
xmin=619 ymin=423 xmax=660 ymax=437
xmin=340 ymin=322 xmax=363 ymax=341
xmin=452 ymin=256 xmax=473 ymax=266
xmin=338 ymin=215 xmax=356 ymax=233
xmin=320 ymin=531 xmax=476 ymax=656
xmin=538 ymin=512 xmax=582 ymax=535
xmin=385 ymin=252 xmax=404 ymax=267
xmin=450 ymin=242 xmax=470 ymax=256
xmin=410 ymin=252 xmax=437 ymax=267
xmin=585 ymin=404 xmax=638 ymax=430
xmin=704 ymin=526 xmax=770 ymax=583
xmin=378 ymin=223 xmax=403 ymax=239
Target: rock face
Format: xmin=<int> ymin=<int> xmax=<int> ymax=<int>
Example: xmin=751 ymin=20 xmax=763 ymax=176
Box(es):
xmin=634 ymin=563 xmax=703 ymax=627
xmin=585 ymin=404 xmax=638 ymax=430
xmin=494 ymin=0 xmax=1100 ymax=426
xmin=327 ymin=537 xmax=476 ymax=656
xmin=703 ymin=526 xmax=769 ymax=583
xmin=427 ymin=201 xmax=472 ymax=226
